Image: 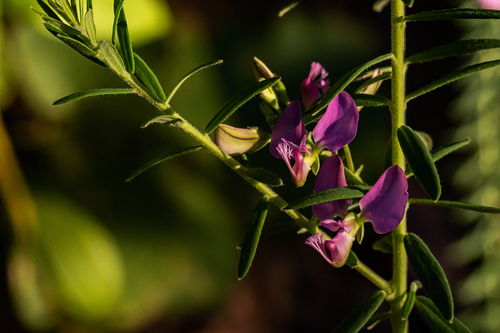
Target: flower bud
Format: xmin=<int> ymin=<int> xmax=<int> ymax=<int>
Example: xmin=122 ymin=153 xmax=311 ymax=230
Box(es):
xmin=215 ymin=124 xmax=271 ymax=156
xmin=253 ymin=57 xmax=290 ymax=106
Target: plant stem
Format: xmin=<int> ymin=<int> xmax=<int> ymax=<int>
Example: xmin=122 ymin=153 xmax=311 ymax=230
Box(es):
xmin=390 ymin=1 xmax=408 ymax=332
xmin=354 ymin=261 xmax=392 ymax=293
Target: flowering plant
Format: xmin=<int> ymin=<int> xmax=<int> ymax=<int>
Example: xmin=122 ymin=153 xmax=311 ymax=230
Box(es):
xmin=11 ymin=0 xmax=500 ymax=332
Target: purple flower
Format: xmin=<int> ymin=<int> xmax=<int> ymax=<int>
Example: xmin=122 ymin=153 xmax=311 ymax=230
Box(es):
xmin=270 ymin=92 xmax=358 ymax=186
xmin=312 ymin=155 xmax=352 ymax=220
xmin=305 ymin=215 xmax=357 ymax=268
xmin=270 ymin=101 xmax=310 ymax=186
xmin=359 ymin=165 xmax=409 ymax=234
xmin=477 ymin=0 xmax=500 ymax=9
xmin=301 ymin=62 xmax=330 ymax=108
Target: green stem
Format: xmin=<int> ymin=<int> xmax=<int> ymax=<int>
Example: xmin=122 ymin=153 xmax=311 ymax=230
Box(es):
xmin=342 ymin=145 xmax=355 ymax=172
xmin=390 ymin=1 xmax=408 ymax=332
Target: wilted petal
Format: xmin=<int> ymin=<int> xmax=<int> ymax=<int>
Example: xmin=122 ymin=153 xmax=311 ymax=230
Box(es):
xmin=270 ymin=101 xmax=308 ymax=158
xmin=359 ymin=165 xmax=409 ymax=234
xmin=301 ymin=62 xmax=330 ymax=108
xmin=312 ymin=91 xmax=359 ymax=153
xmin=312 ymin=155 xmax=352 ymax=220
xmin=215 ymin=124 xmax=270 ymax=156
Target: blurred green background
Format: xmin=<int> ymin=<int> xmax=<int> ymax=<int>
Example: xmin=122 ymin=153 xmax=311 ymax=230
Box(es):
xmin=1 ymin=0 xmax=499 ymax=332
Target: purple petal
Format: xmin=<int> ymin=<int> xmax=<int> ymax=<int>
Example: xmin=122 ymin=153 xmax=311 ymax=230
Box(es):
xmin=305 ymin=231 xmax=354 ymax=268
xmin=301 ymin=62 xmax=330 ymax=108
xmin=312 ymin=155 xmax=352 ymax=220
xmin=312 ymin=91 xmax=359 ymax=153
xmin=325 ymin=230 xmax=355 ymax=267
xmin=321 ymin=219 xmax=344 ymax=232
xmin=477 ymin=0 xmax=500 ymax=9
xmin=270 ymin=101 xmax=307 ymax=158
xmin=359 ymin=165 xmax=409 ymax=234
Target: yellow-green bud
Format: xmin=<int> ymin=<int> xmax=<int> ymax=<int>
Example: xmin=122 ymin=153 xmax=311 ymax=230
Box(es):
xmin=214 ymin=124 xmax=271 ymax=156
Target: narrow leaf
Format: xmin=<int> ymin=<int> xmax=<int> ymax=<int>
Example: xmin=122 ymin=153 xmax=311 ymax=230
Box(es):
xmin=47 ymin=0 xmax=76 ymax=25
xmin=278 ymin=1 xmax=302 ymax=17
xmin=53 ymin=88 xmax=134 ymax=105
xmin=372 ymin=234 xmax=393 ymax=253
xmin=366 ymin=312 xmax=390 ymax=330
xmin=36 ymin=0 xmax=62 ymax=21
xmin=84 ymin=9 xmax=97 ymax=47
xmin=355 ymin=72 xmax=391 ymax=93
xmin=134 ymin=53 xmax=166 ymax=103
xmin=117 ymin=8 xmax=135 ymax=73
xmin=332 ymin=290 xmax=386 ymax=333
xmin=112 ymin=0 xmax=126 ymax=44
xmin=303 ymin=53 xmax=393 ymax=124
xmin=408 ymin=198 xmax=500 ymax=214
xmin=126 ymin=146 xmax=202 ymax=181
xmin=205 ymin=77 xmax=281 ymax=134
xmin=166 ymin=60 xmax=223 ymax=105
xmin=404 ymin=233 xmax=454 ymax=321
xmin=406 ymin=137 xmax=471 ymax=177
xmin=58 ymin=34 xmax=106 ymax=67
xmin=414 ymin=296 xmax=473 ymax=333
xmin=405 ymin=8 xmax=500 ymax=22
xmin=401 ymin=288 xmax=416 ymax=320
xmin=141 ymin=115 xmax=180 ymax=128
xmin=245 ymin=168 xmax=283 ymax=187
xmin=352 ymin=94 xmax=391 ymax=107
xmin=43 ymin=17 xmax=81 ymax=37
xmin=238 ymin=197 xmax=269 ymax=279
xmin=407 ymin=39 xmax=500 ymax=64
xmin=99 ymin=40 xmax=128 ymax=77
xmin=285 ymin=187 xmax=364 ymax=210
xmin=398 ymin=125 xmax=441 ymax=201
xmin=407 ymin=60 xmax=500 ymax=102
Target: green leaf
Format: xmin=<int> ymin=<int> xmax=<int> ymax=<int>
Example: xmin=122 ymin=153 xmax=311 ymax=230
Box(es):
xmin=116 ymin=8 xmax=135 ymax=74
xmin=245 ymin=168 xmax=283 ymax=187
xmin=408 ymin=198 xmax=500 ymax=214
xmin=352 ymin=93 xmax=391 ymax=107
xmin=405 ymin=8 xmax=500 ymax=22
xmin=345 ymin=250 xmax=358 ymax=267
xmin=166 ymin=60 xmax=223 ymax=105
xmin=372 ymin=234 xmax=393 ymax=253
xmin=402 ymin=0 xmax=414 ymax=8
xmin=407 ymin=39 xmax=500 ymax=64
xmin=204 ymin=77 xmax=281 ymax=134
xmin=42 ymin=17 xmax=81 ymax=38
xmin=397 ymin=125 xmax=441 ymax=201
xmin=99 ymin=40 xmax=128 ymax=77
xmin=58 ymin=34 xmax=106 ymax=67
xmin=404 ymin=233 xmax=454 ymax=321
xmin=414 ymin=296 xmax=473 ymax=333
xmin=126 ymin=146 xmax=202 ymax=181
xmin=407 ymin=60 xmax=500 ymax=102
xmin=47 ymin=0 xmax=77 ymax=25
xmin=36 ymin=0 xmax=62 ymax=22
xmin=355 ymin=72 xmax=391 ymax=93
xmin=366 ymin=312 xmax=390 ymax=330
xmin=303 ymin=53 xmax=393 ymax=124
xmin=278 ymin=1 xmax=302 ymax=17
xmin=285 ymin=187 xmax=364 ymax=210
xmin=112 ymin=0 xmax=126 ymax=44
xmin=53 ymin=88 xmax=134 ymax=105
xmin=401 ymin=287 xmax=416 ymax=320
xmin=332 ymin=290 xmax=386 ymax=333
xmin=238 ymin=197 xmax=269 ymax=279
xmin=406 ymin=138 xmax=471 ymax=177
xmin=141 ymin=115 xmax=180 ymax=128
xmin=83 ymin=9 xmax=97 ymax=47
xmin=133 ymin=53 xmax=166 ymax=103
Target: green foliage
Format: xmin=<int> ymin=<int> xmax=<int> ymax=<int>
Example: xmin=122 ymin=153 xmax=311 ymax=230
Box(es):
xmin=285 ymin=187 xmax=364 ymax=210
xmin=133 ymin=52 xmax=167 ymax=103
xmin=405 ymin=8 xmax=500 ymax=21
xmin=404 ymin=233 xmax=454 ymax=321
xmin=414 ymin=296 xmax=472 ymax=333
xmin=398 ymin=125 xmax=441 ymax=201
xmin=245 ymin=168 xmax=283 ymax=187
xmin=204 ymin=77 xmax=281 ymax=134
xmin=372 ymin=234 xmax=393 ymax=253
xmin=409 ymin=198 xmax=500 ymax=214
xmin=332 ymin=290 xmax=386 ymax=333
xmin=52 ymin=88 xmax=134 ymax=105
xmin=237 ymin=197 xmax=269 ymax=279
